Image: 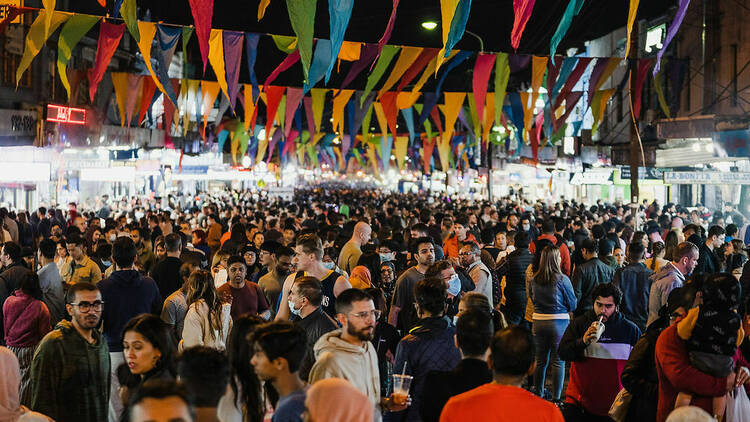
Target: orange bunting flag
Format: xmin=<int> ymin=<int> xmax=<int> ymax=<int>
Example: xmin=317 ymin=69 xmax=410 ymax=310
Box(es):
xmin=200 ymin=81 xmax=221 ymax=139
xmin=125 ymin=74 xmax=144 ymax=127
xmin=442 ymin=92 xmax=466 ymax=141
xmin=379 ymin=91 xmax=400 ymax=138
xmin=377 ymin=46 xmax=423 ymax=99
xmin=243 ymin=84 xmax=259 ymax=133
xmin=111 ymin=72 xmax=129 ymax=127
xmin=332 ymin=89 xmax=354 ymax=135
xmin=208 ymin=29 xmax=230 ymax=103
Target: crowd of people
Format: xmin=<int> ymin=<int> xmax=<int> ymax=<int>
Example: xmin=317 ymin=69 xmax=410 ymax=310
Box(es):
xmin=1 ymin=190 xmax=750 ymax=422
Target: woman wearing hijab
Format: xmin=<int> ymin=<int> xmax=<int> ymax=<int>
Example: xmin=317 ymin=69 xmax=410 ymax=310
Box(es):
xmin=241 ymin=245 xmax=262 ymax=282
xmin=304 ymin=378 xmax=373 ymax=422
xmin=0 ymin=346 xmax=52 ymax=421
xmin=348 ymin=266 xmax=372 ymax=289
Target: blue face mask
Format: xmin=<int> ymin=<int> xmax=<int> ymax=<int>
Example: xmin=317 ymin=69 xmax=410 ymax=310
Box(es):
xmin=447 ymin=274 xmax=461 ymax=296
xmin=322 ymin=261 xmax=335 ymax=270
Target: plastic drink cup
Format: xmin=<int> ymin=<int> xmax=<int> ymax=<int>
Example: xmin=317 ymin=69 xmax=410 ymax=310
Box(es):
xmin=592 ymin=316 xmax=605 ymax=343
xmin=392 ymin=374 xmax=413 ymax=405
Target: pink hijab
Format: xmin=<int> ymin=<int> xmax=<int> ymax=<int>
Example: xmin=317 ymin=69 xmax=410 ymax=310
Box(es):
xmin=306 ymin=378 xmax=373 ymax=422
xmin=0 ymin=346 xmax=21 ymax=422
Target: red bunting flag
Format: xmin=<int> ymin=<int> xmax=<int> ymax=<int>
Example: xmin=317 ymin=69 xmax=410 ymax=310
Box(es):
xmin=511 ymin=0 xmax=536 ymax=50
xmin=284 ymin=87 xmax=304 ymax=137
xmin=264 ymin=86 xmax=285 ymax=142
xmin=264 ymin=50 xmax=301 ymax=88
xmin=188 ymin=0 xmax=214 ymax=73
xmin=423 ymin=137 xmax=435 ymax=173
xmin=380 ymin=92 xmax=399 ymax=138
xmin=633 ymin=59 xmax=653 ymax=118
xmin=89 ymin=22 xmax=125 ymax=102
xmin=138 ymin=77 xmax=157 ymax=126
xmin=472 ymin=53 xmax=496 ymax=124
xmin=377 ymin=0 xmax=400 ymax=57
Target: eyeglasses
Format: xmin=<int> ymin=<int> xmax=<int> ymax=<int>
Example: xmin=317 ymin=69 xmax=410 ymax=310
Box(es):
xmin=69 ymin=301 xmax=104 ymax=312
xmin=349 ymin=310 xmax=382 ymax=320
xmin=458 ymin=252 xmax=475 ymax=256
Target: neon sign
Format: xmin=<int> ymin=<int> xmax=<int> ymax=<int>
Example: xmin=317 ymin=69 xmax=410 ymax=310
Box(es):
xmin=47 ymin=104 xmax=86 ymax=124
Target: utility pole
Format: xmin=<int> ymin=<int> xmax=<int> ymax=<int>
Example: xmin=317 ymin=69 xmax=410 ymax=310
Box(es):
xmin=629 ymin=19 xmax=641 ymax=228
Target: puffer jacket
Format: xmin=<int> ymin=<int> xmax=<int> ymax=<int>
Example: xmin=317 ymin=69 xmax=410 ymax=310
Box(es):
xmin=613 ymin=262 xmax=654 ymax=332
xmin=387 ymin=316 xmax=462 ymax=422
xmin=309 ymin=329 xmax=382 ymax=421
xmin=497 ymin=248 xmax=534 ymax=315
xmin=572 ymin=258 xmax=615 ymax=316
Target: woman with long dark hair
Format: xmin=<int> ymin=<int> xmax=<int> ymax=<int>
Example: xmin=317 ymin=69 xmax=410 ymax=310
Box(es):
xmin=356 ymin=252 xmax=383 ymax=288
xmin=2 ymin=272 xmax=51 ymax=405
xmin=182 ymin=270 xmax=232 ymax=351
xmin=218 ymin=314 xmax=267 ymax=422
xmin=529 ymin=245 xmax=576 ymax=403
xmin=118 ymin=314 xmax=176 ymax=411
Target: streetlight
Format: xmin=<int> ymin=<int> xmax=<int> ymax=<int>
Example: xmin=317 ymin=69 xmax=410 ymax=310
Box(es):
xmin=421 ymin=21 xmax=438 ymax=30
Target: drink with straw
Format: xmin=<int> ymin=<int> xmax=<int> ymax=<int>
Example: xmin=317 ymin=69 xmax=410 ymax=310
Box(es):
xmin=392 ymin=363 xmax=412 ymax=406
xmin=592 ymin=315 xmax=605 ymax=343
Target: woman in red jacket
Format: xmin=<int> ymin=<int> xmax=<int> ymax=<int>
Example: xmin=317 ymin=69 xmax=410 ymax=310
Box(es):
xmin=2 ymin=272 xmax=51 ymax=405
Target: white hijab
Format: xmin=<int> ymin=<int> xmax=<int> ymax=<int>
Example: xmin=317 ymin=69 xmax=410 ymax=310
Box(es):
xmin=0 ymin=346 xmax=21 ymax=422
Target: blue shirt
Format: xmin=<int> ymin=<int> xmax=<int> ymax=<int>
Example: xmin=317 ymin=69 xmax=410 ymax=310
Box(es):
xmin=272 ymin=387 xmax=307 ymax=422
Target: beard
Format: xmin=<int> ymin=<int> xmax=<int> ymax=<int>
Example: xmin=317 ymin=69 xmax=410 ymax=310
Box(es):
xmin=347 ymin=323 xmax=375 ymax=342
xmin=77 ymin=313 xmax=100 ymax=329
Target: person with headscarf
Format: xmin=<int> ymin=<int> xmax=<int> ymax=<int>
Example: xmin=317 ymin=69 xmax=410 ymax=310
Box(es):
xmin=349 ymin=266 xmax=372 ymax=289
xmin=0 ymin=346 xmax=52 ymax=421
xmin=304 ymin=378 xmax=373 ymax=422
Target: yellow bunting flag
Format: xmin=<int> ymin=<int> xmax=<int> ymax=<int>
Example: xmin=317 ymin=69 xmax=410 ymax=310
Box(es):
xmin=373 ymin=102 xmax=388 ymax=139
xmin=442 ymin=92 xmax=466 ymax=141
xmin=530 ymin=56 xmax=548 ymax=112
xmin=626 ymin=0 xmax=640 ymax=57
xmin=136 ymin=22 xmax=176 ymax=106
xmin=483 ymin=92 xmax=495 ymax=142
xmin=42 ymin=0 xmax=56 ymax=38
xmin=592 ymin=58 xmax=622 ymax=93
xmin=111 ymin=72 xmax=129 ymax=126
xmin=436 ymin=0 xmax=460 ymax=73
xmin=520 ymin=92 xmax=535 ymax=142
xmin=437 ymin=135 xmax=452 ymax=172
xmin=394 ymin=136 xmax=409 ymax=170
xmin=258 ymin=0 xmax=272 ymax=20
xmin=271 ymin=35 xmax=297 ymax=53
xmin=256 ymin=128 xmax=270 ymax=162
xmin=57 ymin=14 xmax=100 ymax=100
xmin=592 ymin=88 xmax=616 ymax=134
xmin=311 ymin=88 xmax=327 ymax=133
xmin=366 ymin=143 xmax=379 ymax=175
xmin=377 ymin=46 xmax=423 ymax=98
xmin=332 ymin=89 xmax=354 ymax=134
xmin=208 ymin=29 xmax=230 ymax=102
xmin=243 ymin=84 xmax=257 ymax=133
xmin=399 ymin=50 xmax=457 ymax=109
xmin=200 ymin=81 xmax=221 ymax=137
xmin=16 ymin=10 xmax=69 ymax=86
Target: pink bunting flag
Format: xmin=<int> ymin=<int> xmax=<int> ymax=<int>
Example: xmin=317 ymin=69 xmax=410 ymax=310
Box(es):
xmin=472 ymin=53 xmax=496 ymax=125
xmin=511 ymin=0 xmax=537 ymax=50
xmin=125 ymin=74 xmax=143 ymax=127
xmin=188 ymin=0 xmax=214 ymax=74
xmin=284 ymin=87 xmax=304 ymax=137
xmin=303 ymin=96 xmax=316 ymax=137
xmin=89 ymin=22 xmax=125 ymax=102
xmin=377 ymin=0 xmax=400 ymax=57
xmin=263 ymin=50 xmax=301 ymax=88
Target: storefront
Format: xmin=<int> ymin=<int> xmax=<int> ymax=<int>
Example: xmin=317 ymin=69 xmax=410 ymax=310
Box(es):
xmin=570 ymin=169 xmax=617 ymax=204
xmin=663 ymin=171 xmax=750 ymax=209
xmin=613 ymin=167 xmax=669 ymax=205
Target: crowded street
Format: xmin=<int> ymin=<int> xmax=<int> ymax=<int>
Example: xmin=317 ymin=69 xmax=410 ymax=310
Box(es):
xmin=2 ymin=1 xmax=750 ymax=422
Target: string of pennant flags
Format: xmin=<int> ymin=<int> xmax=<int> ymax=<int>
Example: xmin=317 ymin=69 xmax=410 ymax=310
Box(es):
xmin=1 ymin=0 xmax=690 ymax=175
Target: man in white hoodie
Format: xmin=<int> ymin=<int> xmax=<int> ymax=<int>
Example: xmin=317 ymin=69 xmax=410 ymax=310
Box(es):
xmin=309 ymin=288 xmax=409 ymax=421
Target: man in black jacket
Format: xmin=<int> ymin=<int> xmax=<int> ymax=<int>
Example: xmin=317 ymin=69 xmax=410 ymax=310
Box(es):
xmin=572 ymin=238 xmax=615 ymax=316
xmin=695 ymin=225 xmax=724 ymax=276
xmin=612 ymin=242 xmax=654 ymax=332
xmin=420 ymin=309 xmax=493 ymax=422
xmin=289 ymin=275 xmax=338 ymax=381
xmin=497 ymin=231 xmax=533 ymax=325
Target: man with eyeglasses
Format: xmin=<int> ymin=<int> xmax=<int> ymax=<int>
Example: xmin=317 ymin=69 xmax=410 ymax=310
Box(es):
xmin=309 ymin=288 xmax=409 ymax=422
xmin=459 ymin=241 xmax=492 ymax=305
xmin=29 ymin=282 xmax=110 ymax=422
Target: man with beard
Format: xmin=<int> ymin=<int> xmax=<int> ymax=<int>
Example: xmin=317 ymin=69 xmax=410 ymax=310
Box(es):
xmin=218 ymin=255 xmax=270 ymax=321
xmin=258 ymin=245 xmax=293 ymax=316
xmin=60 ymin=234 xmax=102 ymax=286
xmin=389 ymin=237 xmax=435 ymax=333
xmin=130 ymin=226 xmax=155 ymax=274
xmin=29 ymin=282 xmax=110 ymax=422
xmin=309 ymin=289 xmax=408 ymax=422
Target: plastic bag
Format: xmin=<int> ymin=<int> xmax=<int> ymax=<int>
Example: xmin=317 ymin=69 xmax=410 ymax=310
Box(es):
xmin=726 ymin=386 xmax=750 ymax=422
xmin=608 ymin=388 xmax=632 ymax=422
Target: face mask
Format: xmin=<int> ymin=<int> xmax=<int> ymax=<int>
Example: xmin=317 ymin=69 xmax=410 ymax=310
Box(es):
xmin=522 ymin=224 xmax=531 ymax=231
xmin=379 ymin=253 xmax=393 ymax=263
xmin=134 ymin=211 xmax=144 ymax=220
xmin=447 ymin=274 xmax=461 ymax=296
xmin=322 ymin=261 xmax=335 ymax=270
xmin=288 ymin=299 xmax=302 ymax=317
xmin=214 ymin=268 xmax=228 ymax=288
xmin=453 ymin=315 xmax=458 ymax=325
xmin=109 ymin=234 xmax=117 ymax=242
xmin=102 ymin=260 xmax=111 ymax=268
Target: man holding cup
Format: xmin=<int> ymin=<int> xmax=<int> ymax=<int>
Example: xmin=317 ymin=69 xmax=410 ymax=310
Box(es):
xmin=558 ymin=283 xmax=641 ymax=421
